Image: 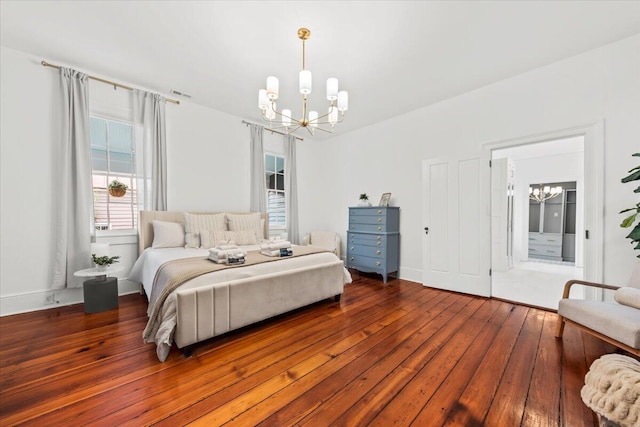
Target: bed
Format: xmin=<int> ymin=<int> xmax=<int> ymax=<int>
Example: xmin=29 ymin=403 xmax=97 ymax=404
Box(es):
xmin=129 ymin=211 xmax=351 ymax=362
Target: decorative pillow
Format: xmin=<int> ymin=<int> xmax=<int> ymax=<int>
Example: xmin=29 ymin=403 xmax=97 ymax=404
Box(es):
xmin=226 ymin=229 xmax=259 ymax=245
xmin=226 ymin=212 xmax=263 ymax=239
xmin=614 ymin=287 xmax=640 ymax=310
xmin=151 ymin=220 xmax=185 ymax=248
xmin=183 ymin=212 xmax=227 ymax=248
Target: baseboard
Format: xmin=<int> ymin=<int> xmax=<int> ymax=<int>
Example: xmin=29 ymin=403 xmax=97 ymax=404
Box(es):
xmin=0 ymin=279 xmax=140 ymax=316
xmin=398 ymin=267 xmax=422 ymax=284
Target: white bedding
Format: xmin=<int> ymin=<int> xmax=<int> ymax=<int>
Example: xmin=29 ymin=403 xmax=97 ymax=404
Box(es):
xmin=129 ymin=246 xmax=352 ymax=360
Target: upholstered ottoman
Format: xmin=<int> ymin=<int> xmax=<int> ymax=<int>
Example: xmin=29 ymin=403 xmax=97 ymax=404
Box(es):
xmin=582 ymin=354 xmax=640 ymax=427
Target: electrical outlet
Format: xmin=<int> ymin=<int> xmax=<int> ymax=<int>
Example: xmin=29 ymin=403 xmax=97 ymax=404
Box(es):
xmin=44 ymin=292 xmax=55 ymax=305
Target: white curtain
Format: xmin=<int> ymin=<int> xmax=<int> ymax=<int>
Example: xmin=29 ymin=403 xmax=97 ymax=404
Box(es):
xmin=133 ymin=89 xmax=167 ymax=211
xmin=249 ymin=124 xmax=266 ymax=213
xmin=52 ymin=68 xmax=93 ymax=289
xmin=284 ymin=134 xmax=300 ymax=244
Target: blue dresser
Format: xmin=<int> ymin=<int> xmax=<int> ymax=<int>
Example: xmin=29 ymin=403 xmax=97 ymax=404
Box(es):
xmin=346 ymin=206 xmax=399 ymax=283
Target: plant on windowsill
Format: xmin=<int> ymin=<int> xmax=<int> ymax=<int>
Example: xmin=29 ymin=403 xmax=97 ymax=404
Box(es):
xmin=620 ymin=153 xmax=640 ymax=258
xmin=91 ymin=254 xmax=120 ymax=272
xmin=358 ymin=193 xmax=371 ymax=207
xmin=108 ymin=179 xmax=128 ymax=197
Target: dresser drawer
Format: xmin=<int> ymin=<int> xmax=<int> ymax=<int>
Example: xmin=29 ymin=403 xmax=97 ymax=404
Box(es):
xmin=348 ymin=233 xmax=385 ymax=247
xmin=348 ymin=223 xmax=395 ymax=232
xmin=529 ymin=243 xmax=562 ymax=257
xmin=347 ymin=245 xmax=385 ymax=258
xmin=528 ymin=233 xmax=562 ymax=246
xmin=349 ymin=215 xmax=387 ymax=225
xmin=349 ymin=207 xmax=390 ymax=217
xmin=347 ymin=254 xmax=384 ymax=270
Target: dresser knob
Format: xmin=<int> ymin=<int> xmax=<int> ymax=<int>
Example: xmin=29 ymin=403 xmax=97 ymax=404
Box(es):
xmin=350 ymin=247 xmax=354 ymax=251
xmin=351 ymin=225 xmax=355 ymax=229
xmin=377 ymin=242 xmax=381 ymax=246
xmin=377 ymin=236 xmax=381 ymax=240
xmin=377 ymin=226 xmax=382 ymax=230
xmin=350 ymin=257 xmax=354 ymax=261
xmin=378 ymin=209 xmax=382 ymax=214
xmin=376 ymin=250 xmax=381 ymax=255
xmin=377 ymin=218 xmax=382 ymax=222
xmin=376 ymin=261 xmax=381 ymax=266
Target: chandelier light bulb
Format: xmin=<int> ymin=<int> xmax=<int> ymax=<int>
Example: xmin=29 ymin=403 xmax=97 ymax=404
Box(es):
xmin=337 ymin=91 xmax=349 ymax=111
xmin=299 ymin=70 xmax=312 ymax=95
xmin=258 ymin=89 xmax=268 ymax=110
xmin=266 ymin=76 xmax=279 ymax=100
xmin=326 ymin=78 xmax=338 ymax=101
xmin=308 ymin=110 xmax=318 ymax=128
xmin=282 ymin=109 xmax=292 ymax=127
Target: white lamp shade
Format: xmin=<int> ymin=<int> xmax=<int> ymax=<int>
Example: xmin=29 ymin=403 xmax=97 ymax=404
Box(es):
xmin=308 ymin=110 xmax=318 ymax=127
xmin=533 ymin=188 xmax=540 ymax=196
xmin=326 ymin=78 xmax=338 ymax=101
xmin=282 ymin=109 xmax=292 ymax=127
xmin=267 ymin=76 xmax=279 ymax=100
xmin=258 ymin=89 xmax=268 ymax=110
xmin=529 ymin=187 xmax=533 ymax=194
xmin=555 ymin=186 xmax=563 ymax=193
xmin=265 ymin=102 xmax=276 ymax=120
xmin=337 ymin=91 xmax=349 ymax=111
xmin=328 ymin=106 xmax=338 ymax=124
xmin=543 ymin=186 xmax=551 ymax=193
xmin=299 ymin=70 xmax=312 ymax=95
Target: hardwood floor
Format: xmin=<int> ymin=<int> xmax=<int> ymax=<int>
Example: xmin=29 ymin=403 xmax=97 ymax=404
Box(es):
xmin=0 ymin=275 xmax=616 ymax=426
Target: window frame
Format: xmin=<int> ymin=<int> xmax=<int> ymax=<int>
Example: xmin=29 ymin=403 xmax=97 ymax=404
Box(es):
xmin=89 ymin=114 xmax=138 ymax=235
xmin=264 ymin=152 xmax=287 ymax=232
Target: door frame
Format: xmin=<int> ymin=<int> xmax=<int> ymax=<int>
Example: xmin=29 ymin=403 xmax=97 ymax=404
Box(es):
xmin=482 ymin=121 xmax=604 ymax=300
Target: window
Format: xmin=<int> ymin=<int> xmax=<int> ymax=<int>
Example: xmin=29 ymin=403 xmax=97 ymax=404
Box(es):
xmin=265 ymin=153 xmax=285 ymax=229
xmin=90 ymin=116 xmax=138 ymax=231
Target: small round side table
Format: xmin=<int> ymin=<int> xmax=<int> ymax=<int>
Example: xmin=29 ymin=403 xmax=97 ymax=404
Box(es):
xmin=74 ymin=266 xmax=123 ymax=313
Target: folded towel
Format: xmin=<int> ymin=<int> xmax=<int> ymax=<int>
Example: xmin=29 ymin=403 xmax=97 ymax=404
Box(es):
xmin=261 ymin=241 xmax=292 ymax=250
xmin=261 ymin=248 xmax=293 ymax=257
xmin=215 ymin=244 xmax=239 ymax=251
xmin=209 ymin=247 xmax=246 ymax=258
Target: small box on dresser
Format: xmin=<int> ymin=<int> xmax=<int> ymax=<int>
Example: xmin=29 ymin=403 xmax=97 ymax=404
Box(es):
xmin=346 ymin=206 xmax=400 ymax=283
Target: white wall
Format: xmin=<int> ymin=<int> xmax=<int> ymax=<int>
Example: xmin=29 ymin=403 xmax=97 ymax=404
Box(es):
xmin=0 ymin=46 xmax=251 ymax=315
xmin=297 ymin=34 xmax=640 ymax=286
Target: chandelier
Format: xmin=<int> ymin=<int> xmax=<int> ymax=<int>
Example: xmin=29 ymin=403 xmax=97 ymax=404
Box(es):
xmin=258 ymin=28 xmax=348 ymax=136
xmin=529 ymin=185 xmax=563 ymax=203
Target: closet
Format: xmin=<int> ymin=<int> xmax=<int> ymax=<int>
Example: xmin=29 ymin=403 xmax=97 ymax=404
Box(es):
xmin=528 ymin=181 xmax=576 ymax=262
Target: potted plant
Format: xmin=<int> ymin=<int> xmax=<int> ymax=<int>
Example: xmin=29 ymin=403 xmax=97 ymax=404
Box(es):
xmin=358 ymin=193 xmax=371 ymax=207
xmin=108 ymin=179 xmax=128 ymax=197
xmin=92 ymin=253 xmax=120 ymax=271
xmin=620 ymin=153 xmax=640 ymax=258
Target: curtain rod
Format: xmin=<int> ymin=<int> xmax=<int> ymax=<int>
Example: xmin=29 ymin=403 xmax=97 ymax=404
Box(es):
xmin=41 ymin=60 xmax=180 ymax=105
xmin=241 ymin=120 xmax=303 ymax=141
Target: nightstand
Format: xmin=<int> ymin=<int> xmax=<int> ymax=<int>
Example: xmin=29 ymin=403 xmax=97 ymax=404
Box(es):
xmin=74 ymin=266 xmax=123 ymax=313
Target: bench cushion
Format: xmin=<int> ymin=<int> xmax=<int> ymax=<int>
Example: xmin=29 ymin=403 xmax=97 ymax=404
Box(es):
xmin=559 ymin=299 xmax=640 ymax=349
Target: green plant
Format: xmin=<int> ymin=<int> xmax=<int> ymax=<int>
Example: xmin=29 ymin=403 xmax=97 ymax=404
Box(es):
xmin=620 ymin=153 xmax=640 ymax=257
xmin=92 ymin=254 xmax=120 ymax=266
xmin=108 ymin=180 xmax=128 ymax=190
xmin=359 ymin=193 xmax=369 ymax=201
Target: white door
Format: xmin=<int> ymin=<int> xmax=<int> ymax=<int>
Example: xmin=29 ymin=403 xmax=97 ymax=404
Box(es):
xmin=422 ymin=157 xmax=491 ymax=297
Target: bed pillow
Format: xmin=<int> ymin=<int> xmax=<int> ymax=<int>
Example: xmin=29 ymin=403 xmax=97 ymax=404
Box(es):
xmin=151 ymin=220 xmax=185 ymax=248
xmin=183 ymin=212 xmax=227 ymax=248
xmin=226 ymin=212 xmax=264 ymax=239
xmin=200 ymin=229 xmax=259 ymax=248
xmin=614 ymin=287 xmax=640 ymax=310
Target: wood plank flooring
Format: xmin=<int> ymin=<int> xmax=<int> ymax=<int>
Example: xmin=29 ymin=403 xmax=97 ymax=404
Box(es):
xmin=0 ymin=275 xmax=618 ymax=426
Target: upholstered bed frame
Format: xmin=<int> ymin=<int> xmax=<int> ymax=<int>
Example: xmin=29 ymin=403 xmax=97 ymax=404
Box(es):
xmin=138 ymin=211 xmax=346 ymax=358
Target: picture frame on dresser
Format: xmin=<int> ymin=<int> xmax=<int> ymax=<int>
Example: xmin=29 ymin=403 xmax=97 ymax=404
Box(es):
xmin=379 ymin=192 xmax=391 ymax=207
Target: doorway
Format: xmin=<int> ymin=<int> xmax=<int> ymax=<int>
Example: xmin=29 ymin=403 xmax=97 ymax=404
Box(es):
xmin=490 ymin=136 xmax=585 ymax=309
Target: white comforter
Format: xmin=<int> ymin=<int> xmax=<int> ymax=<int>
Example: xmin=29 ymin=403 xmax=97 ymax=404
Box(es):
xmin=129 ymin=246 xmax=352 ymax=361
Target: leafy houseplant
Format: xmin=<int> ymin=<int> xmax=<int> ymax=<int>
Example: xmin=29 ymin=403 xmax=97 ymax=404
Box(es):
xmin=359 ymin=193 xmax=370 ymax=207
xmin=92 ymin=253 xmax=120 ymax=269
xmin=108 ymin=179 xmax=128 ymax=197
xmin=620 ymin=153 xmax=640 ymax=257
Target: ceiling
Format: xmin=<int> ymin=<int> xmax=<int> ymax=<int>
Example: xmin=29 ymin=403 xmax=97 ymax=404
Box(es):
xmin=2 ymin=1 xmax=639 ymax=139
